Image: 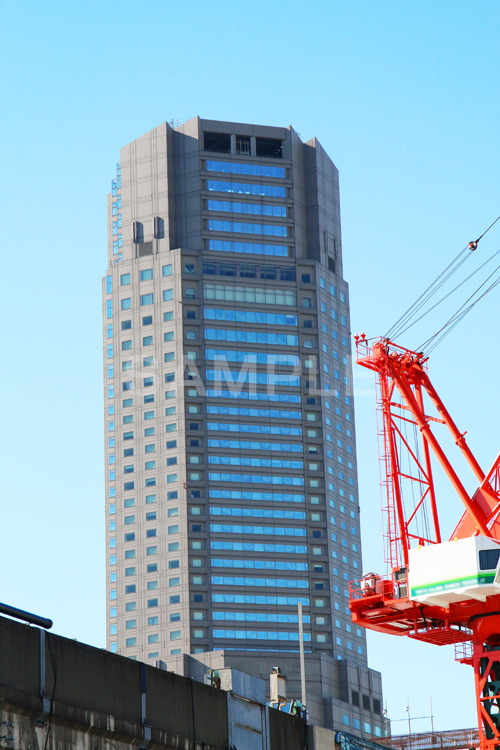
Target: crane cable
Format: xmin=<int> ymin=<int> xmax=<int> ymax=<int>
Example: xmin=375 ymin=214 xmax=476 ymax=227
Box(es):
xmin=396 ymin=246 xmax=500 ymax=339
xmin=420 ymin=264 xmax=500 ymax=354
xmin=384 ymin=244 xmax=471 ymax=340
xmin=385 ymin=213 xmax=500 ymax=345
xmin=473 ymin=213 xmax=500 ymax=244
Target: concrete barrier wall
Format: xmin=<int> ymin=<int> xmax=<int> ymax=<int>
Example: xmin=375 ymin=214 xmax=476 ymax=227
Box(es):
xmin=0 ymin=615 xmax=312 ymax=750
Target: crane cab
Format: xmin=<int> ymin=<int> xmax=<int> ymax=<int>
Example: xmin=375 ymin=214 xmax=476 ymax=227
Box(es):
xmin=408 ymin=536 xmax=500 ymax=608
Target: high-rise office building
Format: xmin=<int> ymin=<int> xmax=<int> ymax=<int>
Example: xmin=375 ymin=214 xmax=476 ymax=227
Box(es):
xmin=103 ymin=117 xmax=384 ymax=733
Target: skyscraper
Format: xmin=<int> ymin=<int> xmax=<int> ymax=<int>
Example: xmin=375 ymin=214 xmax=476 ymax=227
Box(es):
xmin=103 ymin=117 xmax=384 ymax=733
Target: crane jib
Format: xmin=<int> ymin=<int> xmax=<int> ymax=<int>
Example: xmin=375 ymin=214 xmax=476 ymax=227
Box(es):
xmin=350 ymin=334 xmax=500 ymax=750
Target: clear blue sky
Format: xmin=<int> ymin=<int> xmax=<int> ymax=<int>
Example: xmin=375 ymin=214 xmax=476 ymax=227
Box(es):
xmin=1 ymin=0 xmax=499 ymax=733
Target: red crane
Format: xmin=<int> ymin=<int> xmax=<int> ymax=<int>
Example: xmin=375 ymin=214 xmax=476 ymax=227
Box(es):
xmin=349 ymin=335 xmax=500 ymax=750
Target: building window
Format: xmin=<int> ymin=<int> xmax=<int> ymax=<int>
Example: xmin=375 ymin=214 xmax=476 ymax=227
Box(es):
xmin=204 ymin=132 xmax=231 ymax=153
xmin=255 ymin=137 xmax=282 ymax=158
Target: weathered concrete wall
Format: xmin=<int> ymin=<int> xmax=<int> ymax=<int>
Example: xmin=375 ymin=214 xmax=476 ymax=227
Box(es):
xmin=0 ymin=616 xmax=313 ymax=750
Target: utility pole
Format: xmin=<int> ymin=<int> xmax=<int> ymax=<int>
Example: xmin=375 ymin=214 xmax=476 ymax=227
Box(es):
xmin=406 ymin=699 xmax=411 ymax=735
xmin=298 ymin=601 xmax=306 ymax=707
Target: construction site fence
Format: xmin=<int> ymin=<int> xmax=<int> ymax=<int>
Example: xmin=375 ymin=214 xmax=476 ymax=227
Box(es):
xmin=369 ymin=728 xmax=479 ymax=750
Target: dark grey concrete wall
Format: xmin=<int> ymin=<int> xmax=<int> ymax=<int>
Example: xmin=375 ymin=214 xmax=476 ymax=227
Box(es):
xmin=0 ymin=616 xmax=310 ymax=750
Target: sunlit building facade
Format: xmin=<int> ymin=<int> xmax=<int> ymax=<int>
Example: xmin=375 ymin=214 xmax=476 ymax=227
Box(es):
xmin=102 ymin=117 xmax=384 ymax=732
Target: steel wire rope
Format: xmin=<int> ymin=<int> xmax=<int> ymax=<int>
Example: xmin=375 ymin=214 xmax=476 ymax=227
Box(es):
xmin=425 ymin=275 xmax=500 ymax=355
xmin=386 ymin=213 xmax=500 ymax=341
xmin=419 ymin=261 xmax=500 ymax=353
xmin=388 ymin=251 xmax=472 ymax=341
xmin=396 ymin=246 xmax=500 ymax=339
xmin=475 ymin=213 xmax=500 ymax=244
xmin=385 ymin=244 xmax=470 ymax=340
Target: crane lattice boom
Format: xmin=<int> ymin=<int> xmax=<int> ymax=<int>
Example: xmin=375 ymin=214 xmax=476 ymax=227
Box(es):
xmin=350 ymin=336 xmax=500 ymax=750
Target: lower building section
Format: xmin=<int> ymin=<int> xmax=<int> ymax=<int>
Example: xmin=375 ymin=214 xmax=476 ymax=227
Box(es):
xmin=0 ymin=613 xmax=387 ymax=750
xmin=167 ymin=648 xmax=385 ymax=735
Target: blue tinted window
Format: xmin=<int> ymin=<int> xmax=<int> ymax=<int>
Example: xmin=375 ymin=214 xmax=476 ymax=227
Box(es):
xmin=212 ymin=593 xmax=309 ymax=606
xmin=208 ymin=219 xmax=287 ymax=237
xmin=206 ymin=389 xmax=300 ymax=405
xmin=213 ymin=611 xmax=309 ymax=623
xmin=208 ymin=438 xmax=302 ymax=453
xmin=211 ymin=541 xmax=306 ymax=554
xmin=209 ymin=507 xmax=305 ymax=519
xmin=204 ymin=308 xmax=297 ymax=326
xmin=206 ymin=368 xmax=300 ymax=387
xmin=206 ymin=348 xmax=299 ymax=366
xmin=140 ymin=269 xmax=153 ymax=281
xmin=206 ymin=160 xmax=286 ymax=178
xmin=211 ymin=575 xmax=308 ymax=588
xmin=212 ymin=558 xmax=307 ymax=571
xmin=210 ymin=522 xmax=306 ymax=535
xmin=208 ymin=455 xmax=303 ymax=470
xmin=208 ymin=239 xmax=288 ymax=256
xmin=208 ymin=200 xmax=286 ymax=218
xmin=204 ymin=330 xmax=298 ymax=346
xmin=206 ymin=406 xmax=301 ymax=420
xmin=212 ymin=629 xmax=311 ymax=641
xmin=208 ymin=472 xmax=304 ymax=486
xmin=209 ymin=489 xmax=304 ymax=503
xmin=207 ymin=179 xmax=286 ymax=198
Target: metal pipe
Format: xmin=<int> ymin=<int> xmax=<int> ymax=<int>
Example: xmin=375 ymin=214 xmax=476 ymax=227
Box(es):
xmin=0 ymin=602 xmax=53 ymax=629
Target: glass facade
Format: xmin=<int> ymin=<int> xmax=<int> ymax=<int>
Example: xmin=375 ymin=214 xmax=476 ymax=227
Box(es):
xmin=103 ymin=117 xmax=383 ymax=737
xmin=208 ymin=219 xmax=288 ymax=237
xmin=208 ymin=239 xmax=289 ymax=256
xmin=208 ymin=199 xmax=287 ymax=217
xmin=206 ymin=160 xmax=286 ymax=178
xmin=207 ymin=179 xmax=286 ymax=197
